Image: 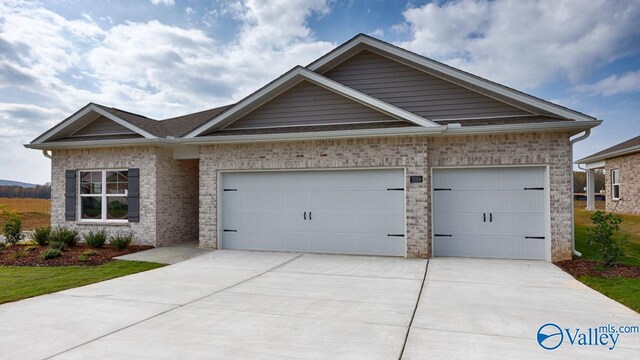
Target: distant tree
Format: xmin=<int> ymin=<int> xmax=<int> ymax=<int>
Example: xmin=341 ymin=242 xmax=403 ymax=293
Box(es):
xmin=0 ymin=184 xmax=51 ymax=199
xmin=573 ymin=170 xmax=605 ymax=194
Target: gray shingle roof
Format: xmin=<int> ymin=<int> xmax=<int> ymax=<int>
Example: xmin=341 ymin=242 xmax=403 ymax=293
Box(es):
xmin=578 ymin=134 xmax=640 ymax=163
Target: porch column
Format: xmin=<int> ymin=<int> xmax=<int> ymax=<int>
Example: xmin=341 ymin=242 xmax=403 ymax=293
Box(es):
xmin=586 ymin=169 xmax=596 ymax=211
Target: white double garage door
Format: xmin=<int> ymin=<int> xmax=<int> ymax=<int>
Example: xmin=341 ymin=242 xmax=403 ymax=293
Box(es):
xmin=220 ymin=167 xmax=548 ymax=260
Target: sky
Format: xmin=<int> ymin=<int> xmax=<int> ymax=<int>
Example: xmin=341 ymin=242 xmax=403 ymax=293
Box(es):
xmin=0 ymin=0 xmax=639 ymax=184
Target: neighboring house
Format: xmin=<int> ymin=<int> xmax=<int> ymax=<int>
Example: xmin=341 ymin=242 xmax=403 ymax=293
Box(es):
xmin=577 ymin=135 xmax=640 ymax=214
xmin=26 ymin=34 xmax=601 ymax=262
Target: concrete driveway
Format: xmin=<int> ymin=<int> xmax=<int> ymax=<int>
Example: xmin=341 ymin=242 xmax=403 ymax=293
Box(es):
xmin=0 ymin=252 xmax=638 ymax=359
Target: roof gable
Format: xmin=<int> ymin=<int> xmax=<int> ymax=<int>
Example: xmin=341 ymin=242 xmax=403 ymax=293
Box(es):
xmin=324 ymin=50 xmax=533 ymax=121
xmin=308 ymin=34 xmax=596 ymax=122
xmin=214 ymin=80 xmax=404 ymax=133
xmin=185 ymin=67 xmax=442 ymax=138
xmin=31 ymin=103 xmax=158 ymax=144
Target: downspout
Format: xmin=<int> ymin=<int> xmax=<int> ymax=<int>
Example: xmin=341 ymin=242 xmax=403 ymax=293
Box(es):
xmin=569 ymin=129 xmax=591 ymax=257
xmin=42 ymin=150 xmax=52 ymax=159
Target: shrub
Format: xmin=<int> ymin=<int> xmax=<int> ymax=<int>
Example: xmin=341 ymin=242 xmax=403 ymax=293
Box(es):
xmin=25 ymin=245 xmax=39 ymax=252
xmin=31 ymin=226 xmax=51 ymax=246
xmin=587 ymin=211 xmax=629 ymax=267
xmin=41 ymin=248 xmax=62 ymax=260
xmin=49 ymin=240 xmax=65 ymax=251
xmin=2 ymin=212 xmax=23 ymax=245
xmin=109 ymin=232 xmax=133 ymax=250
xmin=50 ymin=227 xmax=79 ymax=248
xmin=78 ymin=250 xmax=99 ymax=262
xmin=84 ymin=229 xmax=107 ymax=248
xmin=13 ymin=251 xmax=25 ymax=259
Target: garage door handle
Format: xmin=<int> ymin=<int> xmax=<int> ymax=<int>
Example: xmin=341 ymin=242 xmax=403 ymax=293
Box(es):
xmin=309 ymin=211 xmax=312 ymax=220
xmin=483 ymin=213 xmax=486 ymax=222
xmin=490 ymin=213 xmax=493 ymax=222
xmin=304 ymin=211 xmax=306 ymax=220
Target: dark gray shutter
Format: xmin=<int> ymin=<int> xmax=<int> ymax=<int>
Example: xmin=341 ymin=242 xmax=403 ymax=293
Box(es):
xmin=65 ymin=170 xmax=76 ymax=221
xmin=128 ymin=168 xmax=140 ymax=222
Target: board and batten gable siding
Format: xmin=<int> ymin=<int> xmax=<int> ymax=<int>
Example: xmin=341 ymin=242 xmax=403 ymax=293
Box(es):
xmin=222 ymin=80 xmax=400 ymax=131
xmin=71 ymin=116 xmax=137 ymax=137
xmin=324 ymin=50 xmax=532 ymax=121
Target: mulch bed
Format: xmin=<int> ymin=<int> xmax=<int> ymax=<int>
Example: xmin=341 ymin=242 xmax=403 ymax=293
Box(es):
xmin=0 ymin=244 xmax=153 ymax=266
xmin=555 ymin=259 xmax=640 ymax=279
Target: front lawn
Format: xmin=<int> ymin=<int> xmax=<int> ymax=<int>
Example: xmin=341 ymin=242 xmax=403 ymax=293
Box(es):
xmin=0 ymin=260 xmax=164 ymax=304
xmin=569 ymin=203 xmax=640 ymax=312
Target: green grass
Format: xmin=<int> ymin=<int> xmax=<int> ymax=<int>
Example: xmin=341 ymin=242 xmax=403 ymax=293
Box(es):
xmin=574 ymin=204 xmax=640 ymax=313
xmin=574 ymin=206 xmax=640 ymax=266
xmin=579 ymin=276 xmax=640 ymax=313
xmin=0 ymin=260 xmax=164 ymax=304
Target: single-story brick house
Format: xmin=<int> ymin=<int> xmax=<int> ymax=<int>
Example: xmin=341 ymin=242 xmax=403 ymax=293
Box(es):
xmin=26 ymin=34 xmax=601 ymax=261
xmin=577 ymin=134 xmax=640 ymax=214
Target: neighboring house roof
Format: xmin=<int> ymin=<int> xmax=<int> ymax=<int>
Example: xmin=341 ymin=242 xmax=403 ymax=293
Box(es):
xmin=26 ymin=33 xmax=602 ymax=150
xmin=577 ymin=134 xmax=640 ymax=164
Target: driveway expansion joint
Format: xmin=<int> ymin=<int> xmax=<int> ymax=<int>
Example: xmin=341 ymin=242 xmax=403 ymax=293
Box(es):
xmin=398 ymin=259 xmax=429 ymax=360
xmin=44 ymin=252 xmax=305 ymax=360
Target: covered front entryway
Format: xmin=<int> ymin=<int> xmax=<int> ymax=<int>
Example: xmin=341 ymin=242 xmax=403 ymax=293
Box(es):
xmin=219 ymin=169 xmax=406 ymax=256
xmin=432 ymin=167 xmax=548 ymax=260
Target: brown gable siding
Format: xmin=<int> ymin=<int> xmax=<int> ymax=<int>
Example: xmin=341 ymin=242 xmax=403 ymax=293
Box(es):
xmin=71 ymin=115 xmax=136 ymax=137
xmin=223 ymin=80 xmax=397 ymax=130
xmin=324 ymin=50 xmax=532 ymax=121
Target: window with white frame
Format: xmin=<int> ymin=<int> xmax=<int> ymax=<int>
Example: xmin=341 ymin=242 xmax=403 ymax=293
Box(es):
xmin=611 ymin=169 xmax=620 ymax=200
xmin=79 ymin=170 xmax=129 ymax=221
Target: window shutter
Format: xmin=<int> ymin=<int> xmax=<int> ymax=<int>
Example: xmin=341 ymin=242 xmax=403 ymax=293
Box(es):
xmin=128 ymin=168 xmax=140 ymax=222
xmin=65 ymin=170 xmax=76 ymax=221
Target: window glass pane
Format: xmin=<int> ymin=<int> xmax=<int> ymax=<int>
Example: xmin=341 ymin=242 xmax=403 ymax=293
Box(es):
xmin=612 ymin=170 xmax=619 ymax=184
xmin=81 ymin=197 xmax=102 ymax=219
xmin=613 ymin=185 xmax=620 ymax=199
xmin=107 ymin=197 xmax=128 ymax=220
xmin=106 ymin=171 xmax=128 ymax=194
xmin=80 ymin=171 xmax=102 ymax=194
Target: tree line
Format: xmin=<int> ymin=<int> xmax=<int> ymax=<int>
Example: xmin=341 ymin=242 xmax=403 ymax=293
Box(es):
xmin=573 ymin=170 xmax=605 ymax=194
xmin=0 ymin=185 xmax=51 ymax=199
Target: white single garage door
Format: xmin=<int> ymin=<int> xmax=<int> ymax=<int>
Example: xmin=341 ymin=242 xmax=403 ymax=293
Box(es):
xmin=220 ymin=169 xmax=406 ymax=256
xmin=433 ymin=167 xmax=548 ymax=260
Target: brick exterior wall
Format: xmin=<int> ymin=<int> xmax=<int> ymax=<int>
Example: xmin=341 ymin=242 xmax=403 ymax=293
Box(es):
xmin=605 ymin=152 xmax=640 ymax=214
xmin=198 ymin=132 xmax=573 ymax=261
xmin=51 ymin=146 xmax=198 ymax=246
xmin=427 ymin=132 xmax=573 ymax=261
xmin=155 ymin=148 xmax=199 ymax=245
xmin=198 ymin=137 xmax=430 ymax=256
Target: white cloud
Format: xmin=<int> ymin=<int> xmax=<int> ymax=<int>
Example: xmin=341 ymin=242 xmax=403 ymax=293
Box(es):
xmin=575 ymin=71 xmax=640 ymax=97
xmin=0 ymin=0 xmax=335 ymax=182
xmin=396 ymin=0 xmax=640 ymax=90
xmin=185 ymin=7 xmax=194 ymax=16
xmin=150 ymin=0 xmax=175 ymax=6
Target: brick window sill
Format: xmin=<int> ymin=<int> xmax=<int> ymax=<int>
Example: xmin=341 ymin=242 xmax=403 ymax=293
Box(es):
xmin=75 ymin=222 xmax=131 ymax=227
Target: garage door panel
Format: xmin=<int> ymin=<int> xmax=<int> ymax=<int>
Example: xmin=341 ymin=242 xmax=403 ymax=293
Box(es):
xmin=434 ymin=191 xmax=544 ymax=213
xmin=433 ymin=167 xmax=547 ymax=260
xmin=432 ymin=167 xmax=544 ymax=191
xmin=221 ymin=169 xmax=406 ymax=256
xmin=222 ymin=231 xmax=405 ymax=256
xmin=433 ymin=235 xmax=546 ymax=260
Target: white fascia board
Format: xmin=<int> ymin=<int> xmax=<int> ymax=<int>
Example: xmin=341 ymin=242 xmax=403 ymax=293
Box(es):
xmin=308 ymin=36 xmax=596 ymax=122
xmin=582 ymin=161 xmax=605 ymax=169
xmin=576 ymin=144 xmax=640 ymax=164
xmin=442 ymin=120 xmax=601 ymax=136
xmin=181 ymin=126 xmax=443 ymax=144
xmin=300 ymin=68 xmax=441 ymax=128
xmin=32 ymin=104 xmax=156 ymax=144
xmin=24 ymin=138 xmax=172 ymax=150
xmin=184 ymin=67 xmax=442 ymax=138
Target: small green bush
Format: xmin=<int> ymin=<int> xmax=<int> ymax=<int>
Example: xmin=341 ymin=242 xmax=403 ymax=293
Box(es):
xmin=50 ymin=227 xmax=79 ymax=248
xmin=31 ymin=226 xmax=51 ymax=246
xmin=13 ymin=251 xmax=25 ymax=259
xmin=587 ymin=211 xmax=629 ymax=267
xmin=78 ymin=250 xmax=99 ymax=262
xmin=49 ymin=240 xmax=65 ymax=251
xmin=41 ymin=248 xmax=62 ymax=260
xmin=84 ymin=229 xmax=107 ymax=248
xmin=109 ymin=232 xmax=133 ymax=250
xmin=3 ymin=212 xmax=23 ymax=245
xmin=25 ymin=245 xmax=39 ymax=252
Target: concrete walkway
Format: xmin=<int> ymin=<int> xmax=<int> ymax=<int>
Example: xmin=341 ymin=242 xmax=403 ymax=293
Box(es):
xmin=114 ymin=243 xmax=211 ymax=264
xmin=0 ymin=253 xmax=638 ymax=359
